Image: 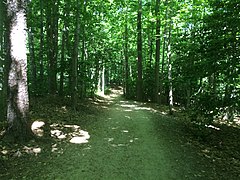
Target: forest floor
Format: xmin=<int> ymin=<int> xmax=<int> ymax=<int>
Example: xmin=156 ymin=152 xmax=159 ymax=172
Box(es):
xmin=0 ymin=88 xmax=240 ymax=179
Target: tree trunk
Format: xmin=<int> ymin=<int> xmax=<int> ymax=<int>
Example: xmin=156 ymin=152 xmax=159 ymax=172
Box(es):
xmin=124 ymin=12 xmax=130 ymax=98
xmin=79 ymin=0 xmax=87 ymax=99
xmin=1 ymin=0 xmax=9 ymax=122
xmin=154 ymin=0 xmax=161 ymax=103
xmin=154 ymin=0 xmax=161 ymax=102
xmin=62 ymin=2 xmax=71 ymax=95
xmin=160 ymin=0 xmax=168 ymax=105
xmin=59 ymin=29 xmax=65 ymax=96
xmin=6 ymin=0 xmax=33 ymax=141
xmin=160 ymin=26 xmax=166 ymax=104
xmin=223 ymin=84 xmax=234 ymax=121
xmin=71 ymin=0 xmax=80 ymax=110
xmin=167 ymin=20 xmax=173 ymax=115
xmin=148 ymin=22 xmax=154 ymax=69
xmin=27 ymin=27 xmax=37 ymax=94
xmin=39 ymin=0 xmax=44 ymax=90
xmin=137 ymin=0 xmax=143 ymax=101
xmin=0 ymin=0 xmax=5 ymax=120
xmin=186 ymin=79 xmax=191 ymax=108
xmin=46 ymin=0 xmax=59 ymax=95
xmin=26 ymin=2 xmax=37 ymax=94
xmin=59 ymin=3 xmax=71 ymax=96
xmin=97 ymin=66 xmax=101 ymax=93
xmin=102 ymin=66 xmax=105 ymax=94
xmin=0 ymin=1 xmax=3 ymax=57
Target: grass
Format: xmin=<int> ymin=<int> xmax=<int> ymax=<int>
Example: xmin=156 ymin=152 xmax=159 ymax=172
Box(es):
xmin=0 ymin=93 xmax=240 ymax=179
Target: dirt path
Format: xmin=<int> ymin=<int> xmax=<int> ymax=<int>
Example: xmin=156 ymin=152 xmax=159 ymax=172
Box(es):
xmin=41 ymin=91 xmax=215 ymax=180
xmin=1 ymin=91 xmax=224 ymax=179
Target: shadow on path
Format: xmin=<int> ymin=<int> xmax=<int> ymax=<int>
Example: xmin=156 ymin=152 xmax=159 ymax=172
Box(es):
xmin=0 ymin=89 xmax=233 ymax=179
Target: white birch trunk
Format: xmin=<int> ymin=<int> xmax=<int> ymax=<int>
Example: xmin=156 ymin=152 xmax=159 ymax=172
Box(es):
xmin=6 ymin=0 xmax=32 ymax=140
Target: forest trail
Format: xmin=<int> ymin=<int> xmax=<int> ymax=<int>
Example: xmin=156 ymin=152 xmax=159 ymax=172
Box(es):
xmin=36 ymin=89 xmax=215 ymax=180
xmin=1 ymin=90 xmax=222 ymax=179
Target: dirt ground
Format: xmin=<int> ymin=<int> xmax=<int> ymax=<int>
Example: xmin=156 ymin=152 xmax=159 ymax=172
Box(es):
xmin=0 ymin=89 xmax=239 ymax=179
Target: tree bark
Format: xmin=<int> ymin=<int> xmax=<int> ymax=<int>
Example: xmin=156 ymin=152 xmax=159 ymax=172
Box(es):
xmin=59 ymin=29 xmax=65 ymax=96
xmin=27 ymin=27 xmax=37 ymax=94
xmin=154 ymin=0 xmax=161 ymax=103
xmin=0 ymin=1 xmax=3 ymax=56
xmin=148 ymin=22 xmax=154 ymax=69
xmin=26 ymin=2 xmax=37 ymax=94
xmin=1 ymin=0 xmax=9 ymax=122
xmin=6 ymin=0 xmax=33 ymax=141
xmin=159 ymin=0 xmax=168 ymax=105
xmin=137 ymin=0 xmax=143 ymax=101
xmin=39 ymin=0 xmax=44 ymax=90
xmin=124 ymin=11 xmax=130 ymax=98
xmin=71 ymin=0 xmax=80 ymax=110
xmin=46 ymin=0 xmax=59 ymax=95
xmin=0 ymin=0 xmax=5 ymax=120
xmin=101 ymin=66 xmax=105 ymax=95
xmin=79 ymin=0 xmax=87 ymax=99
xmin=167 ymin=20 xmax=173 ymax=115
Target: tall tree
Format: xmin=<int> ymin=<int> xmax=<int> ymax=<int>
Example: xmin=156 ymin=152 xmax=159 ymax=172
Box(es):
xmin=136 ymin=0 xmax=143 ymax=101
xmin=27 ymin=2 xmax=37 ymax=93
xmin=46 ymin=0 xmax=59 ymax=95
xmin=159 ymin=0 xmax=168 ymax=104
xmin=59 ymin=28 xmax=66 ymax=96
xmin=0 ymin=0 xmax=5 ymax=120
xmin=124 ymin=5 xmax=130 ymax=98
xmin=154 ymin=0 xmax=161 ymax=103
xmin=79 ymin=0 xmax=87 ymax=99
xmin=0 ymin=1 xmax=3 ymax=58
xmin=71 ymin=0 xmax=81 ymax=110
xmin=39 ymin=0 xmax=44 ymax=92
xmin=59 ymin=1 xmax=71 ymax=96
xmin=6 ymin=0 xmax=33 ymax=141
xmin=167 ymin=19 xmax=173 ymax=115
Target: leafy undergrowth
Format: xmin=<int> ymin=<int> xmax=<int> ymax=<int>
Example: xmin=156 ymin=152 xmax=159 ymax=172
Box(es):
xmin=185 ymin=122 xmax=240 ymax=176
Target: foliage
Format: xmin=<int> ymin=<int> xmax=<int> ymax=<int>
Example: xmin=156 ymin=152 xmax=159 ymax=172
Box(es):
xmin=172 ymin=0 xmax=240 ymax=124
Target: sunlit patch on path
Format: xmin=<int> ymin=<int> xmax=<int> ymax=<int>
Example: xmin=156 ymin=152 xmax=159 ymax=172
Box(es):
xmin=31 ymin=121 xmax=45 ymax=137
xmin=69 ymin=130 xmax=90 ymax=144
xmin=31 ymin=121 xmax=90 ymax=144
